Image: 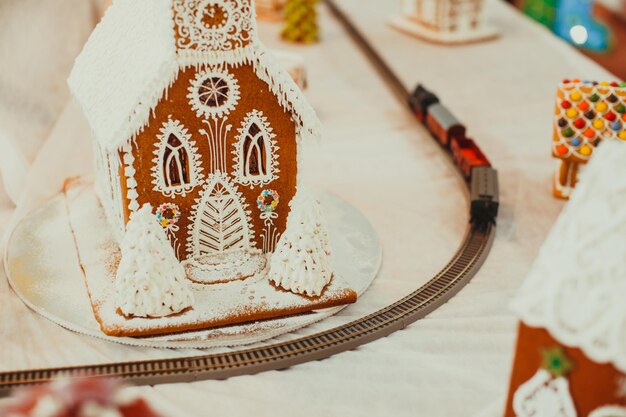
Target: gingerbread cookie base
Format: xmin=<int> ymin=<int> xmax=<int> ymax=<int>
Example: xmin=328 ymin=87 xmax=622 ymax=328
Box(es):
xmin=65 ymin=181 xmax=357 ymax=338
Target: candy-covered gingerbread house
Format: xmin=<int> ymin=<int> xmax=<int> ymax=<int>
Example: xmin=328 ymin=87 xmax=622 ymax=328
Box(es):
xmin=389 ymin=0 xmax=498 ymax=44
xmin=68 ymin=0 xmax=321 ymax=284
xmin=552 ymin=79 xmax=626 ymax=199
xmin=504 ymin=141 xmax=626 ymax=417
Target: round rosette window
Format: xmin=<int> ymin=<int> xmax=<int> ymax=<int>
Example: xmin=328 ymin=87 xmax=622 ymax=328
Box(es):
xmin=156 ymin=203 xmax=182 ymax=231
xmin=188 ymin=68 xmax=241 ymax=119
xmin=257 ymin=189 xmax=280 ymax=220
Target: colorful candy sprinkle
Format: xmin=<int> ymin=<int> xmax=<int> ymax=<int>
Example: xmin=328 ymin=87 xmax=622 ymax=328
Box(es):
xmin=561 ymin=100 xmax=572 ymax=109
xmin=580 ymin=145 xmax=592 ymax=156
xmin=611 ymin=121 xmax=621 ymax=131
xmin=570 ymin=138 xmax=581 ymax=147
xmin=619 ymin=131 xmax=626 ymax=140
xmin=570 ymin=92 xmax=582 ymax=101
xmin=573 ymin=119 xmax=586 ymax=129
xmin=596 ymin=102 xmax=608 ymax=112
xmin=577 ymin=101 xmax=590 ymax=111
xmin=556 ymin=145 xmax=568 ymax=155
xmin=593 ymin=120 xmax=605 ymax=129
xmin=566 ymin=109 xmax=579 ymax=119
xmin=584 ymin=128 xmax=595 ymax=139
xmin=589 ymin=93 xmax=600 ymax=102
xmin=605 ymin=112 xmax=617 ymax=122
xmin=563 ymin=127 xmax=575 ymax=138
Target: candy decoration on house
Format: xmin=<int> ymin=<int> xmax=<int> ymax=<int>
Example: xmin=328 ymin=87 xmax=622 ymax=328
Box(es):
xmin=552 ymin=79 xmax=626 ymax=199
xmin=389 ymin=0 xmax=499 ymax=45
xmin=282 ymin=0 xmax=320 ymax=44
xmin=156 ymin=202 xmax=183 ymax=258
xmin=269 ymin=190 xmax=332 ymax=297
xmin=256 ymin=0 xmax=286 ymax=21
xmin=512 ymin=347 xmax=576 ymax=417
xmin=258 ymin=189 xmax=281 ymax=253
xmin=115 ymin=205 xmax=194 ymax=318
xmin=504 ymin=140 xmax=626 ymax=416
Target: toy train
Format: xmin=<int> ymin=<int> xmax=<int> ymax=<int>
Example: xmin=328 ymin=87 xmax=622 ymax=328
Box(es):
xmin=409 ymin=85 xmax=499 ymax=226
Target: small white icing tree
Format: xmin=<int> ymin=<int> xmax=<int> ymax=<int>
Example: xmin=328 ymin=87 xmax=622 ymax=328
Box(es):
xmin=268 ymin=190 xmax=332 ymax=297
xmin=115 ymin=204 xmax=194 ymax=318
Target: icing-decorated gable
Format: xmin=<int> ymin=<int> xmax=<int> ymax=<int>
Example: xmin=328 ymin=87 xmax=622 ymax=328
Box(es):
xmin=68 ymin=0 xmax=321 ymax=153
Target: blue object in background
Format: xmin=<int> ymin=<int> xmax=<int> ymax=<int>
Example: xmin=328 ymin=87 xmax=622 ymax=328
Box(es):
xmin=553 ymin=0 xmax=610 ymax=51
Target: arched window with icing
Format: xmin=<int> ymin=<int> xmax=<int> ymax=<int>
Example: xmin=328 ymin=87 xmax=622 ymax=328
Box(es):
xmin=152 ymin=119 xmax=204 ymax=198
xmin=234 ymin=110 xmax=278 ymax=187
xmin=163 ymin=134 xmax=190 ymax=187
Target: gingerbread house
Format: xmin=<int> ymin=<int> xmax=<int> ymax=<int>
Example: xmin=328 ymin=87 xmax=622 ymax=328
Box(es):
xmin=68 ymin=0 xmax=321 ymax=284
xmin=552 ymin=79 xmax=626 ymax=199
xmin=389 ymin=0 xmax=497 ymax=44
xmin=504 ymin=140 xmax=626 ymax=417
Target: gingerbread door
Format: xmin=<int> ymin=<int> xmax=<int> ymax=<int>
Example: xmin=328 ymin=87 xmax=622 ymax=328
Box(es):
xmin=189 ymin=172 xmax=252 ymax=259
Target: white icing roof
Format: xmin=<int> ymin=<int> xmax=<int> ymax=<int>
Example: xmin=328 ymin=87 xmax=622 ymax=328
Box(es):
xmin=68 ymin=0 xmax=178 ymax=152
xmin=68 ymin=0 xmax=321 ymax=152
xmin=512 ymin=140 xmax=626 ymax=372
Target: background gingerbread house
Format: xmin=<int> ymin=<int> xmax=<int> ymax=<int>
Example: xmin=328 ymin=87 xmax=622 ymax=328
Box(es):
xmin=552 ymin=79 xmax=626 ymax=199
xmin=403 ymin=0 xmax=485 ymax=34
xmin=68 ymin=0 xmax=321 ymax=283
xmin=504 ymin=140 xmax=626 ymax=417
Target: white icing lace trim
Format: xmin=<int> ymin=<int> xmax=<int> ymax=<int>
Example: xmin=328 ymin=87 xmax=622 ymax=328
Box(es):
xmin=268 ymin=188 xmax=332 ymax=297
xmin=151 ymin=117 xmax=205 ymax=198
xmin=115 ymin=205 xmax=194 ymax=318
xmin=512 ymin=141 xmax=626 ymax=373
xmin=173 ymin=0 xmax=255 ymax=52
xmin=233 ymin=109 xmax=279 ymax=187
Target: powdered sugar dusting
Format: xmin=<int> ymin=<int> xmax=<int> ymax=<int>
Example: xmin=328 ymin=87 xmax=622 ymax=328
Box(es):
xmin=65 ymin=183 xmax=357 ymax=338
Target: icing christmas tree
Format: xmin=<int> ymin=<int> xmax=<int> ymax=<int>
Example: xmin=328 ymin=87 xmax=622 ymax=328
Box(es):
xmin=513 ymin=348 xmax=577 ymax=417
xmin=268 ymin=191 xmax=332 ymax=297
xmin=115 ymin=205 xmax=194 ymax=318
xmin=282 ymin=0 xmax=319 ymax=44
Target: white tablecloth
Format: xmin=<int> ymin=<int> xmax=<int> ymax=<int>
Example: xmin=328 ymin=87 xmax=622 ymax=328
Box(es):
xmin=0 ymin=1 xmax=616 ymax=416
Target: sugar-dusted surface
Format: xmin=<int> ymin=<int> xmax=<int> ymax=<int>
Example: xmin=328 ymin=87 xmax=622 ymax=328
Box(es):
xmin=6 ymin=181 xmax=379 ymax=346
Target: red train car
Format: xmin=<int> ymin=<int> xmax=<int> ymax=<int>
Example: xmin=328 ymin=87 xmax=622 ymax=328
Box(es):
xmin=450 ymin=136 xmax=491 ymax=179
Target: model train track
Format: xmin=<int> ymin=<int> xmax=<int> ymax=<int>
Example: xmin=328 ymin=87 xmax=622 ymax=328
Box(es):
xmin=0 ymin=224 xmax=493 ymax=393
xmin=0 ymin=0 xmax=498 ymax=395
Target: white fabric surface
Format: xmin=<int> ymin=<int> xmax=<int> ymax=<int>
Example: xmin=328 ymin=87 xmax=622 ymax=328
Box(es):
xmin=0 ymin=1 xmax=616 ymax=416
